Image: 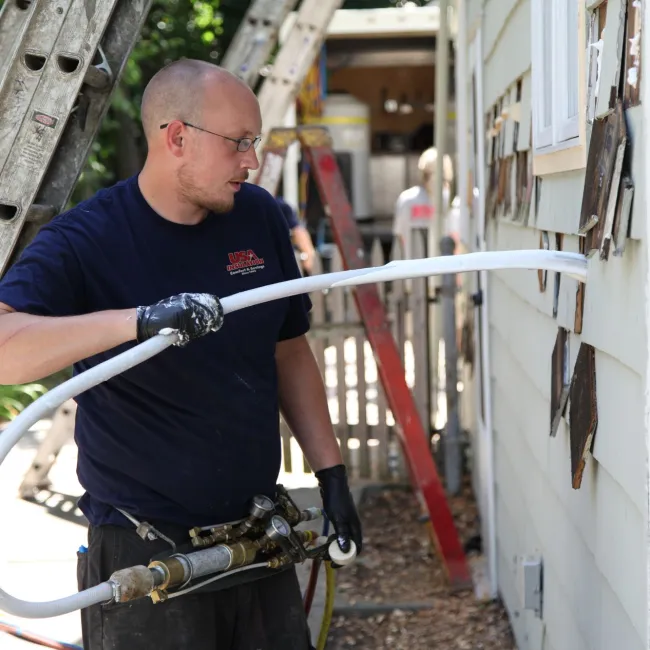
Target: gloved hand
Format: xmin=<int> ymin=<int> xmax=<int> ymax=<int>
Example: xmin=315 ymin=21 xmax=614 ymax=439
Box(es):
xmin=315 ymin=464 xmax=362 ymax=563
xmin=136 ymin=292 xmax=224 ymax=346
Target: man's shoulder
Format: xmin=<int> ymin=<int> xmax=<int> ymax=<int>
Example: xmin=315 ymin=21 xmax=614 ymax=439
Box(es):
xmin=236 ymin=181 xmax=277 ymax=209
xmin=47 ymin=177 xmax=135 ymax=236
xmin=396 ymin=185 xmax=426 ymax=205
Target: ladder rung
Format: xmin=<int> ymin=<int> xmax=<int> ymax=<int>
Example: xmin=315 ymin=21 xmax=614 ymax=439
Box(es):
xmin=0 ymin=2 xmax=71 ymax=174
xmin=25 ymin=204 xmax=56 ymax=224
xmin=255 ymin=0 xmax=343 ymax=154
xmin=0 ymin=0 xmax=36 ymax=91
xmin=222 ymin=0 xmax=299 ymax=87
xmin=83 ymin=47 xmax=113 ymax=90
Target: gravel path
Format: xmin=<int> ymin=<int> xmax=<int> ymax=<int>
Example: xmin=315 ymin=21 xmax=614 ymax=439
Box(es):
xmin=325 ymin=482 xmax=517 ymax=649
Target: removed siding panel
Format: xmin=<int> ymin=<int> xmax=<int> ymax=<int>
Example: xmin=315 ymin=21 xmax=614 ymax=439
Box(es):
xmin=483 ymin=0 xmax=531 ymax=108
xmin=535 ymin=168 xmax=585 ymax=233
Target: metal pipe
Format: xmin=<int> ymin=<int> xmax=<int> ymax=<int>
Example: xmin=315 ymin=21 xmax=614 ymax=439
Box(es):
xmin=454 ymin=0 xmax=470 ymax=248
xmin=440 ymin=236 xmax=462 ymax=495
xmin=429 ymin=0 xmax=450 ymax=432
xmin=433 ymin=0 xmax=450 ymax=247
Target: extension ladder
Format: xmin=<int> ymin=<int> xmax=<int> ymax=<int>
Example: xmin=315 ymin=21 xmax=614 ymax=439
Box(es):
xmin=0 ymin=0 xmax=154 ymax=277
xmin=253 ymin=0 xmax=343 ymax=156
xmin=255 ymin=125 xmax=473 ymax=589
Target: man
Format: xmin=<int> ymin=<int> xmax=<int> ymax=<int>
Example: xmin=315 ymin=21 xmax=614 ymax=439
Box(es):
xmin=0 ymin=59 xmax=361 ymax=650
xmin=276 ymin=196 xmax=317 ymax=275
xmin=392 ymin=146 xmax=455 ymax=259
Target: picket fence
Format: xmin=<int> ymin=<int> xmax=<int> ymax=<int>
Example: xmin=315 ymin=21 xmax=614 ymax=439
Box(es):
xmin=279 ymin=232 xmax=437 ymax=483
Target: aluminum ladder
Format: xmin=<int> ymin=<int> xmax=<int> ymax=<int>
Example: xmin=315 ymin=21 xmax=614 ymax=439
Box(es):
xmin=0 ymin=0 xmax=154 ymax=277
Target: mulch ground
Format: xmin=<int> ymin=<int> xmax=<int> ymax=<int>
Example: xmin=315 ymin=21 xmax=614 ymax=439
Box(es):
xmin=325 ymin=479 xmax=517 ymax=649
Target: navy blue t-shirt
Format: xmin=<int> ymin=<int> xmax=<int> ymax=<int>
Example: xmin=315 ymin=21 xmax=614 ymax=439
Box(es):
xmin=0 ymin=176 xmax=312 ymax=528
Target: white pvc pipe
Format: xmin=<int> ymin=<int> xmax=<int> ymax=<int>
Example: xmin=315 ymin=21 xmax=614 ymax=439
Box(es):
xmin=0 ymin=249 xmax=587 ymax=618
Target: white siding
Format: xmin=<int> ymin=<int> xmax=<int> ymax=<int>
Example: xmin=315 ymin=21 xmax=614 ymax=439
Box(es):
xmin=466 ymin=0 xmax=649 ymax=648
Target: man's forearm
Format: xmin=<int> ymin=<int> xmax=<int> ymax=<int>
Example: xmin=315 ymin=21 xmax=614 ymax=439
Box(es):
xmin=276 ymin=335 xmax=343 ymax=472
xmin=0 ymin=309 xmax=137 ymax=384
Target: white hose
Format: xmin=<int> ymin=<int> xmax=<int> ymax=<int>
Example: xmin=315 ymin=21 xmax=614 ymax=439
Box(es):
xmin=0 ymin=249 xmax=587 ymax=619
xmin=0 ymin=583 xmax=114 ymax=620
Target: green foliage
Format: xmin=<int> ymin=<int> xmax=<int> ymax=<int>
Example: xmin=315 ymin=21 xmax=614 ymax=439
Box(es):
xmin=72 ymin=0 xmax=233 ymax=203
xmin=0 ymin=383 xmax=48 ymax=422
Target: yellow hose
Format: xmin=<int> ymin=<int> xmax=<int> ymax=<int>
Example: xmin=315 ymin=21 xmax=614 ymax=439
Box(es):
xmin=316 ymin=561 xmax=336 ymax=650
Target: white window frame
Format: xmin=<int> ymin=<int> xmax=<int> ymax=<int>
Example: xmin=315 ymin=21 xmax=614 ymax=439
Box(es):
xmin=531 ymin=0 xmax=587 ymax=174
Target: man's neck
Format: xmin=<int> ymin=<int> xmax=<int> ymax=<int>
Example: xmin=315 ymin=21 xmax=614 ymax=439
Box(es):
xmin=137 ymin=164 xmax=208 ymax=226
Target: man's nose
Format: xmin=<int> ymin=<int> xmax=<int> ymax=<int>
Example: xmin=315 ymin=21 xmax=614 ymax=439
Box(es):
xmin=242 ymin=145 xmax=260 ymax=171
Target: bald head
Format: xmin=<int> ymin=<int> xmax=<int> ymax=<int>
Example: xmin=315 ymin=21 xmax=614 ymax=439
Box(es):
xmin=140 ymin=59 xmax=253 ymax=142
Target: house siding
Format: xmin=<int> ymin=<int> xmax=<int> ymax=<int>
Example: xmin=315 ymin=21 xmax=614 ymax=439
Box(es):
xmin=466 ymin=0 xmax=648 ymax=648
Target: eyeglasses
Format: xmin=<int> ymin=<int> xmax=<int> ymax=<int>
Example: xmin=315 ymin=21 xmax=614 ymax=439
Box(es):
xmin=159 ymin=121 xmax=261 ymax=152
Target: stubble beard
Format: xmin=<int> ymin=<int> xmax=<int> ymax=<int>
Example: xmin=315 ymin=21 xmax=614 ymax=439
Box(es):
xmin=178 ymin=164 xmax=235 ymax=214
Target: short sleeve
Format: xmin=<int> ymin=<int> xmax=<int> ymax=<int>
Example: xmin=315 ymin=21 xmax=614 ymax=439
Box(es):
xmin=267 ymin=201 xmax=312 ymax=341
xmin=0 ymin=221 xmax=86 ymax=317
xmin=276 ymin=197 xmax=300 ymax=230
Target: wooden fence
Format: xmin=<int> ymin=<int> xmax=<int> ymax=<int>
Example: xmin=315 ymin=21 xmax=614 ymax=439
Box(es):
xmin=280 ymin=232 xmax=436 ymax=483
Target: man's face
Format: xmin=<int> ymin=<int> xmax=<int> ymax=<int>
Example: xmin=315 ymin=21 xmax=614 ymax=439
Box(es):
xmin=177 ymin=81 xmax=262 ymax=214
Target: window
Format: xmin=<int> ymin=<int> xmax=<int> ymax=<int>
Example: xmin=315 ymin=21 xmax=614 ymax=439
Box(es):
xmin=532 ymin=0 xmax=581 ymax=152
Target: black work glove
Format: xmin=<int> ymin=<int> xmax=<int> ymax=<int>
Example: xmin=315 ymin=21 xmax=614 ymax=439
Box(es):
xmin=136 ymin=292 xmax=224 ymax=346
xmin=315 ymin=464 xmax=363 ymax=561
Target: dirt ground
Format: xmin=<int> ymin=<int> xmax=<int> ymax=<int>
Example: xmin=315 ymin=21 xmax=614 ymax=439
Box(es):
xmin=325 ymin=480 xmax=517 ymax=649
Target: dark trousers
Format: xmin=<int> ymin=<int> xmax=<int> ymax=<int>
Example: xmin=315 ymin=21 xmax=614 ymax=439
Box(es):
xmin=77 ymin=524 xmax=314 ymax=650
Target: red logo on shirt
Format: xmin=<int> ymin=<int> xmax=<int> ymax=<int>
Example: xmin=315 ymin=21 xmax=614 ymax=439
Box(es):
xmin=227 ymin=250 xmax=265 ymax=276
xmin=410 ymin=204 xmax=434 ymax=220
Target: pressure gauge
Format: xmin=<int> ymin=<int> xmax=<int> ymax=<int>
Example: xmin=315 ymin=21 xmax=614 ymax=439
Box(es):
xmin=265 ymin=515 xmax=291 ymax=541
xmin=250 ymin=495 xmax=274 ymax=519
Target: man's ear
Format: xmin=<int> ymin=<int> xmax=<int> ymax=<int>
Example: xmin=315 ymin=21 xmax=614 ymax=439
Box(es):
xmin=164 ymin=121 xmax=186 ymax=158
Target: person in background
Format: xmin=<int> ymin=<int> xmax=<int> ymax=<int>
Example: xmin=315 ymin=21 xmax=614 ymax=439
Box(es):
xmin=392 ymin=146 xmax=456 ymax=259
xmin=276 ymin=196 xmax=317 ymax=275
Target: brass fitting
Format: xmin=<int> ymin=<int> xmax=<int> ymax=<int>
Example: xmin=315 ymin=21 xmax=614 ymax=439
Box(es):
xmin=150 ymin=589 xmax=168 ymax=604
xmin=148 ymin=557 xmax=187 ymax=590
xmin=227 ymin=540 xmax=259 ymax=569
xmin=267 ymin=553 xmax=293 ymax=569
xmin=296 ymin=530 xmax=318 ymax=546
xmin=190 ymin=524 xmax=240 ymax=548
